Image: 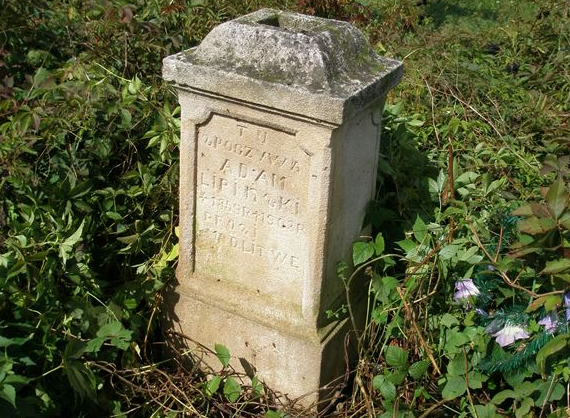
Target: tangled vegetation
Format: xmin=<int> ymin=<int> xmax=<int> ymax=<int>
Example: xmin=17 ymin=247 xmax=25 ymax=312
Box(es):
xmin=1 ymin=0 xmax=569 ymax=416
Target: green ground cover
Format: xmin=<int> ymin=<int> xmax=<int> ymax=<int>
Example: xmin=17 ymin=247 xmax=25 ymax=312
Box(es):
xmin=0 ymin=0 xmax=569 ymax=416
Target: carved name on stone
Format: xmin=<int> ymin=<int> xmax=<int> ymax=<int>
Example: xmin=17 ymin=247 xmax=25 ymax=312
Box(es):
xmin=195 ymin=114 xmax=310 ymax=303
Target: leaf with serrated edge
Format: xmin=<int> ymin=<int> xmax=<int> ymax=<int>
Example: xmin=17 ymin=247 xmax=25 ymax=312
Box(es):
xmin=408 ymin=361 xmax=429 ymax=380
xmin=442 ymin=376 xmax=466 ymax=399
xmin=353 ymin=241 xmax=374 ymax=266
xmin=223 ymin=376 xmax=241 ymax=402
xmin=204 ymin=376 xmax=221 ymax=396
xmin=374 ymin=233 xmax=385 ymax=256
xmin=215 ymin=343 xmax=231 ymax=368
xmin=372 ymin=375 xmax=396 ymax=401
xmin=385 ymin=346 xmax=408 ymax=369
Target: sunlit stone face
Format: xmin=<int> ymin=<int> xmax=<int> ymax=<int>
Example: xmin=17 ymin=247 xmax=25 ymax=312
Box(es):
xmin=194 ymin=114 xmax=310 ymax=304
xmin=162 ymin=8 xmax=402 ymax=407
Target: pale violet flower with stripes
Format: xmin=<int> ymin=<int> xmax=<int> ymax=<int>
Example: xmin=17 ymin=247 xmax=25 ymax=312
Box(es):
xmin=492 ymin=323 xmax=529 ymax=347
xmin=538 ymin=312 xmax=558 ymax=333
xmin=453 ymin=278 xmax=480 ymax=302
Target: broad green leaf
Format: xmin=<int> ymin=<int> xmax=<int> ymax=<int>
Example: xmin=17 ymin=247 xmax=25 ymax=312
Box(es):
xmin=546 ymin=177 xmax=568 ymax=219
xmin=446 ymin=356 xmax=466 ymax=377
xmin=517 ymin=216 xmax=556 ymax=235
xmin=491 ymin=389 xmax=516 ymax=404
xmin=110 ymin=334 xmax=131 ymax=350
xmin=514 ymin=380 xmax=541 ymax=398
xmin=544 ymin=295 xmax=562 ymax=311
xmin=147 ymin=135 xmax=161 ymax=148
xmin=0 ymin=335 xmax=31 ymax=348
xmin=215 ymin=343 xmax=231 ymax=368
xmin=117 ymin=233 xmax=139 ymax=244
xmin=204 ymin=375 xmax=221 ymax=396
xmin=372 ymin=275 xmax=399 ymax=302
xmin=385 ymin=346 xmax=408 ymax=369
xmin=458 ymin=246 xmax=482 ymax=263
xmin=374 ymin=233 xmax=385 ymax=256
xmin=97 ymin=321 xmax=122 ymax=337
xmin=64 ymin=340 xmax=86 ymax=361
xmin=407 ymin=119 xmax=424 ymax=127
xmin=385 ymin=370 xmax=407 ymax=385
xmin=439 ymin=244 xmax=460 ymax=260
xmin=536 ymin=381 xmax=565 ymax=404
xmin=455 ymin=171 xmax=478 ymax=184
xmin=509 ymin=246 xmax=541 ymax=259
xmin=440 ymin=313 xmax=459 ymax=328
xmin=536 ymin=334 xmax=569 ymax=372
xmin=85 ymin=337 xmax=105 ymax=354
xmin=515 ymin=397 xmax=533 ymax=418
xmin=556 ymin=273 xmax=570 ymax=283
xmin=541 ymin=258 xmax=570 ymax=275
xmin=3 ymin=374 xmax=29 ymax=385
xmin=486 ymin=178 xmax=504 ymax=194
xmin=372 ymin=375 xmax=396 ymax=401
xmin=93 ymin=322 xmax=132 ymax=351
xmin=467 ymin=371 xmax=486 ymax=389
xmin=105 ymin=211 xmax=123 ymax=220
xmin=511 ymin=204 xmax=533 ymax=216
xmin=65 ymin=360 xmax=97 ymax=401
xmin=441 ymin=376 xmax=466 ymax=400
xmin=265 ymin=411 xmax=284 ymax=418
xmin=408 ymin=361 xmax=429 ymax=380
xmin=397 ymin=239 xmax=416 ymax=253
xmin=120 ymin=108 xmax=132 ymax=127
xmin=473 ymin=403 xmax=498 ymax=418
xmin=223 ymin=376 xmax=241 ymax=402
xmin=444 ymin=330 xmax=470 ymax=353
xmin=0 ymin=384 xmax=16 ymax=408
xmin=352 ymin=241 xmax=374 ymax=266
xmin=413 ymin=216 xmax=427 ymax=243
xmin=512 ymin=203 xmax=549 ymax=217
xmin=33 ymin=67 xmax=51 ymax=87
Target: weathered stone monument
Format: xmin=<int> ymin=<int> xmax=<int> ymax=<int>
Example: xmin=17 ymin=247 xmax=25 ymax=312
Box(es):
xmin=163 ymin=8 xmax=402 ymax=407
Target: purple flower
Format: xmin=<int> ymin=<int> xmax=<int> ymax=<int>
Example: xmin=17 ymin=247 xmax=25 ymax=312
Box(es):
xmin=538 ymin=312 xmax=558 ymax=333
xmin=492 ymin=323 xmax=529 ymax=347
xmin=453 ymin=278 xmax=480 ymax=302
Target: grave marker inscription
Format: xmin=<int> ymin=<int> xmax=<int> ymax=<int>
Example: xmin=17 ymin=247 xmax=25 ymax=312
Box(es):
xmin=163 ymin=8 xmax=402 ymax=407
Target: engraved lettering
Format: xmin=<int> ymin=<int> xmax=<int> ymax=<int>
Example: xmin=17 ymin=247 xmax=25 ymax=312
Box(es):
xmin=257 ymin=129 xmax=267 ymax=144
xmin=220 ymin=159 xmax=232 ymax=174
xmin=195 ymin=115 xmax=309 ymax=299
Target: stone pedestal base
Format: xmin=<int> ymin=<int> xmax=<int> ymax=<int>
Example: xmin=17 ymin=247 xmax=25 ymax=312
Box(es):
xmin=169 ymin=284 xmax=351 ymax=407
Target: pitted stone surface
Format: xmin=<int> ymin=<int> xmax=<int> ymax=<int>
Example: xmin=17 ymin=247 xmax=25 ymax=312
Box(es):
xmin=163 ymin=9 xmax=402 ymax=124
xmin=192 ymin=9 xmax=384 ymax=93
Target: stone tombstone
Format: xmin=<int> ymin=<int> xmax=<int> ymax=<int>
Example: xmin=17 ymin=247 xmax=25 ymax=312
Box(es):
xmin=163 ymin=8 xmax=402 ymax=407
